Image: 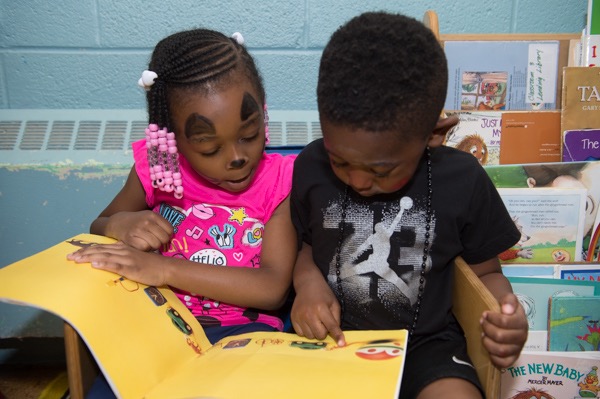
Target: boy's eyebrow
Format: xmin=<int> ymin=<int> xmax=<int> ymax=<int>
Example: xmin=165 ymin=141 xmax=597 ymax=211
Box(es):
xmin=185 ymin=113 xmax=215 ymax=138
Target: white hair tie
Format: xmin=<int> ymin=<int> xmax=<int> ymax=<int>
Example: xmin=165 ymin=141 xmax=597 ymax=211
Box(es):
xmin=138 ymin=70 xmax=158 ymax=91
xmin=231 ymin=32 xmax=244 ymax=45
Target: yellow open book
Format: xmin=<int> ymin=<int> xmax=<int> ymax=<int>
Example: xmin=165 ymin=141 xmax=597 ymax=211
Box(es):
xmin=0 ymin=234 xmax=408 ymax=399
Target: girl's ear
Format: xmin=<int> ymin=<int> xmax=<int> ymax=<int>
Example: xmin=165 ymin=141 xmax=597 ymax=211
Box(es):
xmin=427 ymin=113 xmax=458 ymax=148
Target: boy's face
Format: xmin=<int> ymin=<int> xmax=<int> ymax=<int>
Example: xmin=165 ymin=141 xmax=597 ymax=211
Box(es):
xmin=322 ymin=119 xmax=429 ymax=197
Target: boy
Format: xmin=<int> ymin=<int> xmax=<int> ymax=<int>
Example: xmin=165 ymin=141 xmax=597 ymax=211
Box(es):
xmin=290 ymin=12 xmax=528 ymax=399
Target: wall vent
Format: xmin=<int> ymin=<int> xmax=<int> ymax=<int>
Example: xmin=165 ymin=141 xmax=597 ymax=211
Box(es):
xmin=0 ymin=109 xmax=321 ymax=165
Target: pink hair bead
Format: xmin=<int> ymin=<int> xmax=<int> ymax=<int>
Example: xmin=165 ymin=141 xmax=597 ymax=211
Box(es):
xmin=145 ymin=123 xmax=183 ymax=199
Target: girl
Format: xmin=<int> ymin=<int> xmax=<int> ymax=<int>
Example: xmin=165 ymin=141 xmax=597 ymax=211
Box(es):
xmin=68 ymin=28 xmax=296 ymax=344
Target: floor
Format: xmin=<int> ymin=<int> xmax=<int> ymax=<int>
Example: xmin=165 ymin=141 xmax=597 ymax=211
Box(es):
xmin=0 ymin=338 xmax=69 ymax=399
xmin=0 ymin=365 xmax=68 ymax=399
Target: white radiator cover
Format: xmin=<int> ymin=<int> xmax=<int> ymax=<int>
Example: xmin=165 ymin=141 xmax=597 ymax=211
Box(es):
xmin=0 ymin=109 xmax=321 ymax=165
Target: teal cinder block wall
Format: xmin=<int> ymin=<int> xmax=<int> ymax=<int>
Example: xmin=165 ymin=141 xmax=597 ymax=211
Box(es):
xmin=0 ymin=1 xmax=588 ymax=340
xmin=0 ymin=0 xmax=587 ymax=110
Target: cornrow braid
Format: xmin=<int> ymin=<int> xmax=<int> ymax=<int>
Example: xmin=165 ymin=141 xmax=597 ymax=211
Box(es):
xmin=145 ymin=29 xmax=265 ymax=130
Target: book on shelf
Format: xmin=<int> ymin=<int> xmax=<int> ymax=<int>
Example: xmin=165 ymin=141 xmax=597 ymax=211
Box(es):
xmin=499 ymin=111 xmax=561 ymax=165
xmin=507 ymin=276 xmax=600 ymax=352
xmin=500 ymin=351 xmax=600 ymax=399
xmin=443 ymin=40 xmax=560 ymax=111
xmin=561 ymin=67 xmax=600 ymax=145
xmin=583 ymin=0 xmax=600 ymax=66
xmin=496 ymin=187 xmax=587 ymax=263
xmin=484 ymin=160 xmax=600 ymax=262
xmin=562 ymin=128 xmax=600 ymax=162
xmin=0 ymin=234 xmax=408 ymax=399
xmin=547 ymin=295 xmax=600 ymax=351
xmin=444 ymin=111 xmax=502 ymax=165
xmin=501 ymin=263 xmax=600 ymax=281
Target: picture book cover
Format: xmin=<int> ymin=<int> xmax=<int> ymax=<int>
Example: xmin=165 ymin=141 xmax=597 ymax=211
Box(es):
xmin=563 ymin=128 xmax=600 ymax=162
xmin=443 ymin=40 xmax=560 ymax=111
xmin=584 ymin=0 xmax=600 ymax=66
xmin=501 ymin=264 xmax=556 ymax=279
xmin=0 ymin=234 xmax=408 ymax=399
xmin=561 ymin=67 xmax=600 ymax=140
xmin=557 ymin=263 xmax=600 ymax=282
xmin=444 ymin=111 xmax=502 ymax=165
xmin=500 ymin=351 xmax=600 ymax=399
xmin=484 ymin=160 xmax=600 ymax=262
xmin=496 ymin=187 xmax=587 ymax=263
xmin=507 ymin=276 xmax=600 ymax=333
xmin=499 ymin=111 xmax=561 ymax=165
xmin=548 ymin=295 xmax=600 ymax=351
xmin=501 ymin=263 xmax=600 ymax=281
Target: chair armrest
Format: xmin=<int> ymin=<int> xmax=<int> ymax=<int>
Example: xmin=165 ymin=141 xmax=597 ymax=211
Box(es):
xmin=452 ymin=256 xmax=501 ymax=399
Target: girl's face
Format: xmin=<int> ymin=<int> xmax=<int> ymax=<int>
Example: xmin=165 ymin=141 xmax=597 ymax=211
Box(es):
xmin=321 ymin=118 xmax=430 ymax=197
xmin=170 ymin=80 xmax=266 ymax=193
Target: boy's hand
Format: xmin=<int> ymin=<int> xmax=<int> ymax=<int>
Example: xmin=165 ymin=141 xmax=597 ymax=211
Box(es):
xmin=291 ymin=278 xmax=346 ymax=346
xmin=105 ymin=211 xmax=173 ymax=251
xmin=480 ymin=293 xmax=528 ymax=369
xmin=67 ymin=242 xmax=168 ymax=287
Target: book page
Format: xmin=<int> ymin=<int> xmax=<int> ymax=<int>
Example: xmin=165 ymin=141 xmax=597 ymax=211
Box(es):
xmin=0 ymin=235 xmax=408 ymax=398
xmin=0 ymin=234 xmax=212 ymax=399
xmin=146 ymin=330 xmax=407 ymax=399
xmin=497 ymin=187 xmax=587 ymax=262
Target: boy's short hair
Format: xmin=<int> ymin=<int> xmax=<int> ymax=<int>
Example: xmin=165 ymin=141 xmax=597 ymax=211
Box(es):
xmin=317 ymin=12 xmax=447 ymax=140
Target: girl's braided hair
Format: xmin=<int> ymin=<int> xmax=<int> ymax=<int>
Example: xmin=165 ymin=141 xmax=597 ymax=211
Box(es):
xmin=145 ymin=29 xmax=265 ymax=131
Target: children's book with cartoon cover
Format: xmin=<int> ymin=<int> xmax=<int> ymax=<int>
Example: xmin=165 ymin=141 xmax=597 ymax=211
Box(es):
xmin=548 ymin=295 xmax=600 ymax=352
xmin=500 ymin=351 xmax=600 ymax=399
xmin=484 ymin=160 xmax=600 ymax=262
xmin=443 ymin=40 xmax=560 ymax=111
xmin=444 ymin=111 xmax=502 ymax=165
xmin=0 ymin=234 xmax=408 ymax=399
xmin=507 ymin=276 xmax=600 ymax=352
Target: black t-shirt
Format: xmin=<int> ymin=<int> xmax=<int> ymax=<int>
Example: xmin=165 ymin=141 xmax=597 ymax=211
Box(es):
xmin=291 ymin=139 xmax=519 ymax=336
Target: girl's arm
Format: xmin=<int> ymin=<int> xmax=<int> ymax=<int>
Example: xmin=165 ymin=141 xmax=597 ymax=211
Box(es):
xmin=469 ymin=258 xmax=528 ymax=368
xmin=69 ymin=196 xmax=297 ymax=310
xmin=90 ymin=166 xmax=174 ymax=251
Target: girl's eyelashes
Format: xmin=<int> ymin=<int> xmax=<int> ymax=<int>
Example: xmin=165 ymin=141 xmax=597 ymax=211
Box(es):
xmin=240 ymin=131 xmax=260 ymax=143
xmin=197 ymin=131 xmax=260 ymax=157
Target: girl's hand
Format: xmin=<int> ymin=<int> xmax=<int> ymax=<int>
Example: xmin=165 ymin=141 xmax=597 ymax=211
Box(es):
xmin=105 ymin=211 xmax=173 ymax=251
xmin=480 ymin=293 xmax=528 ymax=369
xmin=67 ymin=242 xmax=168 ymax=287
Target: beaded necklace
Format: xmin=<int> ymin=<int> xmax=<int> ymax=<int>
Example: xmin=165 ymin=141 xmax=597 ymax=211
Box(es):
xmin=334 ymin=148 xmax=432 ymax=340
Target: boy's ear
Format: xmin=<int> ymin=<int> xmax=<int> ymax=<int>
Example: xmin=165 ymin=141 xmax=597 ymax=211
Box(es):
xmin=427 ymin=114 xmax=459 ymax=148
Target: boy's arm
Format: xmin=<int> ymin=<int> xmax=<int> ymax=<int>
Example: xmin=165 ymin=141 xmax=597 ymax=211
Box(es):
xmin=291 ymin=244 xmax=346 ymax=346
xmin=469 ymin=258 xmax=528 ymax=369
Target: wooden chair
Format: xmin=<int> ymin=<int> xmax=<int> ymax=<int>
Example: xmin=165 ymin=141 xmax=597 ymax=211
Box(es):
xmin=452 ymin=257 xmax=501 ymax=399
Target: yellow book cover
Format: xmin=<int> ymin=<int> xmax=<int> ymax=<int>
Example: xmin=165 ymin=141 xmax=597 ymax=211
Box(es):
xmin=0 ymin=234 xmax=408 ymax=399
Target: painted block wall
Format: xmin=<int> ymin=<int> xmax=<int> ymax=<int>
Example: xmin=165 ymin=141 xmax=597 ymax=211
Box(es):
xmin=0 ymin=0 xmax=588 ymax=339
